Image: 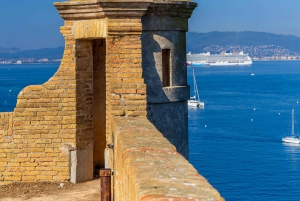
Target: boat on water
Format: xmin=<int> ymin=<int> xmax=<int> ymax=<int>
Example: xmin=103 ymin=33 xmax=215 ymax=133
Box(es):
xmin=187 ymin=51 xmax=252 ymax=66
xmin=282 ymin=108 xmax=300 ymax=144
xmin=188 ymin=69 xmax=204 ymax=108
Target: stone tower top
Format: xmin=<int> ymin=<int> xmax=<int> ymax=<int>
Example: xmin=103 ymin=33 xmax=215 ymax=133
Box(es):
xmin=54 ymin=0 xmax=196 ymax=20
xmin=66 ymin=0 xmax=192 ymax=2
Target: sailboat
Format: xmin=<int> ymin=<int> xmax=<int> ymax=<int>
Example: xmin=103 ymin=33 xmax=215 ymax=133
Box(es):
xmin=282 ymin=108 xmax=300 ymax=144
xmin=188 ymin=69 xmax=204 ymax=108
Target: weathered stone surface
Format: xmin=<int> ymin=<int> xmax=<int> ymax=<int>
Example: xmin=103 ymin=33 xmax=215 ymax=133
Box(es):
xmin=147 ymin=101 xmax=188 ymax=157
xmin=0 ymin=1 xmax=224 ymax=201
xmin=54 ymin=1 xmax=153 ymax=20
xmin=0 ymin=20 xmax=83 ymax=184
xmin=74 ymin=19 xmax=107 ymax=39
xmin=142 ymin=6 xmax=192 ymax=158
xmin=112 ymin=117 xmax=224 ymax=201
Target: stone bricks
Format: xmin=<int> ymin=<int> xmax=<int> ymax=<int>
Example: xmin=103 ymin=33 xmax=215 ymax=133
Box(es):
xmin=112 ymin=117 xmax=225 ymax=201
xmin=0 ymin=20 xmax=77 ymax=184
xmin=0 ymin=1 xmax=223 ymax=201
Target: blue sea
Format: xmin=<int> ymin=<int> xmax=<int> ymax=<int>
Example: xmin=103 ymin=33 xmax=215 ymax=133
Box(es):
xmin=1 ymin=62 xmax=300 ymax=200
xmin=0 ymin=64 xmax=59 ymax=112
xmin=188 ymin=61 xmax=300 ymax=201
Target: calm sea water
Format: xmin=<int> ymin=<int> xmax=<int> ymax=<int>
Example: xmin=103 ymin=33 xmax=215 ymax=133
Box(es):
xmin=188 ymin=61 xmax=300 ymax=201
xmin=1 ymin=62 xmax=300 ymax=200
xmin=0 ymin=64 xmax=59 ymax=112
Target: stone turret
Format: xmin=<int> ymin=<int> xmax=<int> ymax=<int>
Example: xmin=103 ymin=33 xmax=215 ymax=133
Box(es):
xmin=142 ymin=1 xmax=196 ymax=159
xmin=0 ymin=2 xmax=226 ymax=200
xmin=54 ymin=0 xmax=154 ymax=183
xmin=0 ymin=0 xmax=196 ymax=185
xmin=53 ymin=0 xmax=196 ymax=181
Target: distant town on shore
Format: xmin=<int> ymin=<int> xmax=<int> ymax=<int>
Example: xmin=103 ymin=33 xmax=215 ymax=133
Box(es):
xmin=187 ymin=31 xmax=300 ymax=61
xmin=2 ymin=31 xmax=300 ymax=64
xmin=0 ymin=47 xmax=64 ymax=64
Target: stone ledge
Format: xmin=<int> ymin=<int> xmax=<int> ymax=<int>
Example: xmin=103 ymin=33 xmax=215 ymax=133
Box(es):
xmin=147 ymin=86 xmax=190 ymax=103
xmin=54 ymin=1 xmax=152 ymax=20
xmin=112 ymin=117 xmax=224 ymax=201
xmin=54 ymin=0 xmax=197 ymax=20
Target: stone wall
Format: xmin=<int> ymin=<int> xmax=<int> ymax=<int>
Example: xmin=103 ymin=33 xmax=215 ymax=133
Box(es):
xmin=0 ymin=3 xmax=225 ymax=201
xmin=0 ymin=16 xmax=149 ymax=184
xmin=141 ymin=2 xmax=194 ymax=159
xmin=0 ymin=113 xmax=13 ymax=183
xmin=112 ymin=117 xmax=224 ymax=201
xmin=0 ymin=21 xmax=83 ymax=184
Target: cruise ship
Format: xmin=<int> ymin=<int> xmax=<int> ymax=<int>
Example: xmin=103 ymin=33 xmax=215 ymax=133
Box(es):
xmin=187 ymin=51 xmax=252 ymax=66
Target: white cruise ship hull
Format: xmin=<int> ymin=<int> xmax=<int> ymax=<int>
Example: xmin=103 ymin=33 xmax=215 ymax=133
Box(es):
xmin=187 ymin=51 xmax=252 ymax=67
xmin=208 ymin=60 xmax=252 ymax=66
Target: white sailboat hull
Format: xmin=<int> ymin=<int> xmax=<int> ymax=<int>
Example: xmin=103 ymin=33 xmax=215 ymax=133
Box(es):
xmin=188 ymin=100 xmax=204 ymax=108
xmin=282 ymin=136 xmax=300 ymax=144
xmin=188 ymin=69 xmax=204 ymax=109
xmin=282 ymin=109 xmax=300 ymax=144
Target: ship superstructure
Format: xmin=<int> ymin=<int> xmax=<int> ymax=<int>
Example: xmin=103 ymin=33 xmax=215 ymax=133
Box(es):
xmin=187 ymin=51 xmax=252 ymax=66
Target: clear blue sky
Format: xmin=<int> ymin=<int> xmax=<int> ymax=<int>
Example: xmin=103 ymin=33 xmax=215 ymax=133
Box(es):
xmin=1 ymin=0 xmax=300 ymax=49
xmin=191 ymin=0 xmax=300 ymax=35
xmin=0 ymin=0 xmax=65 ymax=49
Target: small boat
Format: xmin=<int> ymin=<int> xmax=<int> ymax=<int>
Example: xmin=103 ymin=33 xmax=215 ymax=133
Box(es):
xmin=188 ymin=69 xmax=204 ymax=108
xmin=282 ymin=108 xmax=300 ymax=144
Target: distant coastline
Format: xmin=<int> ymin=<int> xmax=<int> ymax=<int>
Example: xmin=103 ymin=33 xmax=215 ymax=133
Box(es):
xmin=3 ymin=31 xmax=300 ymax=64
xmin=253 ymin=59 xmax=300 ymax=61
xmin=0 ymin=61 xmax=61 ymax=65
xmin=0 ymin=46 xmax=64 ymax=65
xmin=2 ymin=59 xmax=300 ymax=65
xmin=187 ymin=31 xmax=300 ymax=60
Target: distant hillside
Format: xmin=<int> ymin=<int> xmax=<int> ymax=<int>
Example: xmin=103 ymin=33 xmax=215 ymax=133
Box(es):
xmin=2 ymin=31 xmax=300 ymax=62
xmin=187 ymin=31 xmax=300 ymax=58
xmin=0 ymin=47 xmax=21 ymax=54
xmin=0 ymin=47 xmax=64 ymax=63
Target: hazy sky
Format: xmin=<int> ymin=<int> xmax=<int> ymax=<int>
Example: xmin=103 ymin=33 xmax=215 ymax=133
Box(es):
xmin=191 ymin=0 xmax=300 ymax=35
xmin=0 ymin=0 xmax=65 ymax=49
xmin=1 ymin=0 xmax=300 ymax=49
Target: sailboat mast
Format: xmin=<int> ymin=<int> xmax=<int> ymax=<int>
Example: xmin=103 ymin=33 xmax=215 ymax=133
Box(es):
xmin=192 ymin=69 xmax=200 ymax=101
xmin=192 ymin=69 xmax=196 ymax=99
xmin=292 ymin=108 xmax=295 ymax=135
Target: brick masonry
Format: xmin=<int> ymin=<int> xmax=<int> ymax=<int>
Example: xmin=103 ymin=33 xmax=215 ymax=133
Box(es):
xmin=0 ymin=0 xmax=224 ymax=200
xmin=0 ymin=12 xmax=149 ymax=184
xmin=112 ymin=117 xmax=225 ymax=201
xmin=0 ymin=21 xmax=78 ymax=184
xmin=0 ymin=5 xmax=149 ymax=184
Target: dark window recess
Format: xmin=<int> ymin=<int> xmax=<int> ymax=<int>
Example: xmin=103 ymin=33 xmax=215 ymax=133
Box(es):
xmin=162 ymin=49 xmax=171 ymax=87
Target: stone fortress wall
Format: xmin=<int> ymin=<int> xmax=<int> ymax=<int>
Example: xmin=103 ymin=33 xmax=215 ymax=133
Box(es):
xmin=0 ymin=0 xmax=224 ymax=200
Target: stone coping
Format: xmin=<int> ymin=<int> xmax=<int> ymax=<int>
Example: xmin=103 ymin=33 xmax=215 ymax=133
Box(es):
xmin=59 ymin=0 xmax=193 ymax=4
xmin=54 ymin=0 xmax=197 ymax=20
xmin=111 ymin=117 xmax=225 ymax=201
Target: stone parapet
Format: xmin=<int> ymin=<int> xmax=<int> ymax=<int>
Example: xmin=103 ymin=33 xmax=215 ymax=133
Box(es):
xmin=143 ymin=1 xmax=197 ymax=31
xmin=112 ymin=117 xmax=224 ymax=201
